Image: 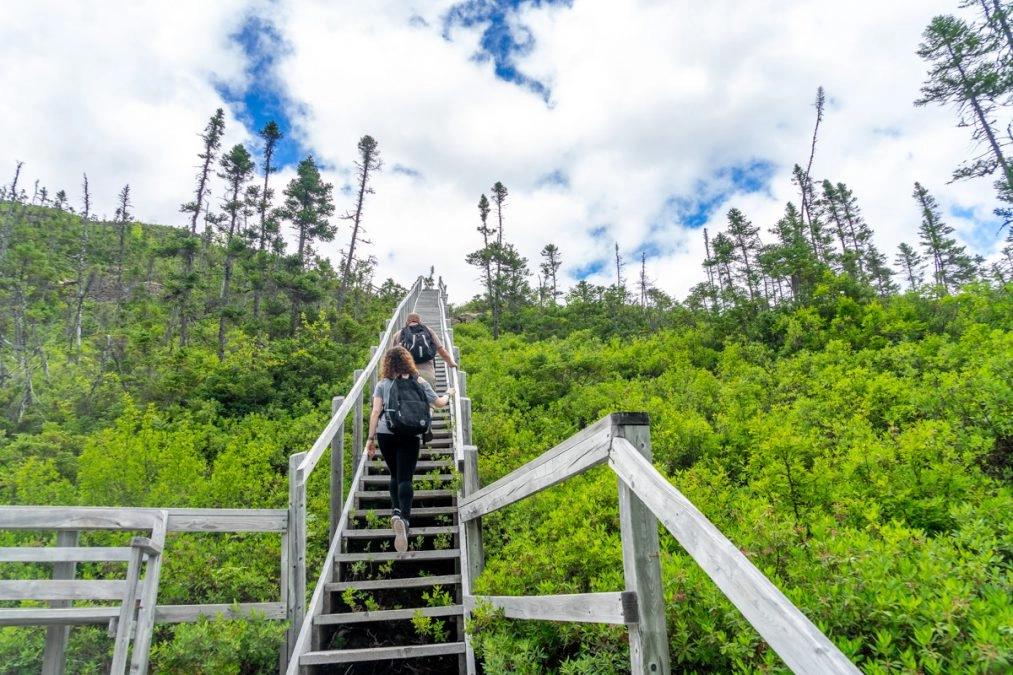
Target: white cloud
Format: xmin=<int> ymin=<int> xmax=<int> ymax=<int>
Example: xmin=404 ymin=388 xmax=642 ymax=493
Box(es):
xmin=1 ymin=0 xmax=1004 ymax=305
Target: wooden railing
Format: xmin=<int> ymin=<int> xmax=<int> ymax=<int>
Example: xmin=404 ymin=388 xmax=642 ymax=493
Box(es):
xmin=458 ymin=413 xmax=862 ymax=675
xmin=0 ymin=506 xmax=287 ymax=674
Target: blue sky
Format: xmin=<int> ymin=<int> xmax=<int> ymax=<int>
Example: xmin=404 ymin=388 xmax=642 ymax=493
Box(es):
xmin=1 ymin=0 xmax=1004 ymax=301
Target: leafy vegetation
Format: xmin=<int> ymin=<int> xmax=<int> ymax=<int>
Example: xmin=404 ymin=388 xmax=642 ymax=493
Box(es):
xmin=0 ymin=3 xmax=1011 ymax=671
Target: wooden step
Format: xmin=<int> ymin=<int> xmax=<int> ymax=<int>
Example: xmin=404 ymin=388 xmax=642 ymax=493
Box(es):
xmin=326 ymin=573 xmax=461 ymax=593
xmin=354 ymin=489 xmax=455 ymax=500
xmin=335 ymin=548 xmax=460 ymax=564
xmin=361 ymin=475 xmax=456 ymax=487
xmin=342 ymin=525 xmax=455 ymax=539
xmin=366 ymin=460 xmax=454 ymax=472
xmin=350 ymin=506 xmax=457 ymax=519
xmin=300 ymin=641 xmax=466 ymax=665
xmin=315 ymin=604 xmax=463 ymax=626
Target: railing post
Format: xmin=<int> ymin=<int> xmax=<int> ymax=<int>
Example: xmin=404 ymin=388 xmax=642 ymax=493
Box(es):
xmin=460 ymin=396 xmax=472 ymax=446
xmin=370 ymin=347 xmax=379 ymax=393
xmin=462 ymin=444 xmax=484 ymax=578
xmin=353 ymin=369 xmax=364 ymax=472
xmin=41 ymin=529 xmax=79 ymax=675
xmin=457 ymin=370 xmax=467 ymax=399
xmin=614 ymin=415 xmax=671 ymax=675
xmin=287 ymin=452 xmax=307 ymax=662
xmin=330 ymin=396 xmax=345 ymax=543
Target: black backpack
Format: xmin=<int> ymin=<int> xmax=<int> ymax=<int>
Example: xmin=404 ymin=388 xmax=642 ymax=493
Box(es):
xmin=384 ymin=377 xmax=432 ymax=437
xmin=400 ymin=324 xmax=437 ymax=363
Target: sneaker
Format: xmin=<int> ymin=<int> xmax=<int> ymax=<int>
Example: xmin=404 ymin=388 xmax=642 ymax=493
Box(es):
xmin=393 ymin=517 xmax=408 ymax=553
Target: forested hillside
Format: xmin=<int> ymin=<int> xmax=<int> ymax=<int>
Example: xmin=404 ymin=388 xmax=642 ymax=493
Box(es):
xmin=457 ymin=284 xmax=1013 ymax=674
xmin=1 ymin=2 xmax=1012 ymax=671
xmin=0 ymin=189 xmax=407 ymax=671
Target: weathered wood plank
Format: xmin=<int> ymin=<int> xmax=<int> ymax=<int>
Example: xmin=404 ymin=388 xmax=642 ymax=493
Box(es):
xmin=127 ymin=508 xmax=167 ymax=674
xmin=609 ymin=439 xmax=860 ymax=675
xmin=326 ymin=574 xmax=461 ymax=593
xmin=300 ymin=641 xmax=466 ymax=665
xmin=154 ymin=602 xmax=286 ymax=623
xmin=164 ymin=509 xmax=287 ymax=533
xmin=285 ymin=448 xmax=373 ymax=675
xmin=0 ymin=507 xmax=159 ymax=531
xmin=314 ymin=604 xmax=463 ymax=625
xmin=465 ymin=592 xmax=633 ymax=625
xmin=616 ymin=420 xmax=671 ymax=674
xmin=458 ymin=415 xmax=616 ymax=522
xmin=333 ymin=548 xmax=460 ymax=563
xmin=0 ymin=580 xmax=127 ymax=601
xmin=0 ymin=507 xmax=287 ymax=533
xmin=0 ymin=607 xmax=119 ymax=626
xmin=42 ymin=529 xmax=78 ymax=675
xmin=0 ymin=546 xmax=134 ymax=563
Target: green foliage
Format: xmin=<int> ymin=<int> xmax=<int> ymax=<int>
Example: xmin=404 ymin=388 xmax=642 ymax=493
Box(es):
xmin=148 ymin=611 xmax=287 ymax=675
xmin=459 ymin=283 xmax=1013 ymax=672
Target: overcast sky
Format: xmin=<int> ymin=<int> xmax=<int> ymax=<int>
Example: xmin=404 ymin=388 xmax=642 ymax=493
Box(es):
xmin=1 ymin=0 xmax=1003 ymax=305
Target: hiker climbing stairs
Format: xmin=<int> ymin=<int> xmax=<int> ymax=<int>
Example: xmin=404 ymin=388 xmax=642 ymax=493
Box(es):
xmin=296 ymin=288 xmax=468 ymax=673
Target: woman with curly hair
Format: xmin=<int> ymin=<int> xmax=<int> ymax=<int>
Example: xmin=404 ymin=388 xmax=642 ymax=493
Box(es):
xmin=366 ymin=346 xmax=455 ymax=553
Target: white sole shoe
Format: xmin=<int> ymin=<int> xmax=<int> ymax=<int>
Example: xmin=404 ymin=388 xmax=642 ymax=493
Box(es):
xmin=393 ymin=517 xmax=408 ymax=553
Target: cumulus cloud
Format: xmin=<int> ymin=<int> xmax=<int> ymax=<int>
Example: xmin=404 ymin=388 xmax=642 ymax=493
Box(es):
xmin=0 ymin=0 xmax=1002 ymax=304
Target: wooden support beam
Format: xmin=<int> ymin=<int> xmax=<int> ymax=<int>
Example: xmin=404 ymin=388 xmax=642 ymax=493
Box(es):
xmin=609 ymin=439 xmax=860 ymax=675
xmin=614 ymin=418 xmax=671 ymax=674
xmin=465 ymin=591 xmax=636 ymax=625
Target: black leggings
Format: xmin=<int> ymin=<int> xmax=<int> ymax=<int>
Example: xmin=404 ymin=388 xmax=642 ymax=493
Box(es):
xmin=377 ymin=433 xmax=421 ymax=523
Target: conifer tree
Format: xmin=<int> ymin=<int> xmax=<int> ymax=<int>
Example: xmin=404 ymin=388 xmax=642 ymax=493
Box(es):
xmin=278 ymin=155 xmax=335 ymax=333
xmin=251 ymin=121 xmax=282 ymax=326
xmin=467 ymin=194 xmax=496 ymax=313
xmin=217 ymin=143 xmax=255 ymax=359
xmin=539 ymin=243 xmax=561 ymax=304
xmin=70 ymin=174 xmax=91 ymax=352
xmin=725 ymin=208 xmax=763 ymax=303
xmin=489 ymin=182 xmax=508 ymax=338
xmin=917 ymin=14 xmax=1012 ymax=212
xmin=337 ymin=135 xmax=381 ymax=312
xmin=913 ymin=182 xmax=977 ymax=293
xmin=177 ymin=108 xmax=226 ymax=347
xmin=895 ymin=242 xmax=926 ymax=290
xmin=113 ymin=184 xmax=131 ymax=322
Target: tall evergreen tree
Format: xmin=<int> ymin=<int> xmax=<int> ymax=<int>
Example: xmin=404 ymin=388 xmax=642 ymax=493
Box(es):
xmin=917 ymin=15 xmax=1012 ymax=210
xmin=70 ymin=174 xmax=91 ymax=353
xmin=177 ymin=108 xmax=226 ymax=347
xmin=113 ymin=184 xmax=132 ymax=323
xmin=895 ymin=242 xmax=926 ymax=290
xmin=489 ymin=182 xmax=509 ymax=338
xmin=539 ymin=243 xmax=561 ymax=304
xmin=251 ymin=120 xmax=282 ymax=326
xmin=278 ymin=155 xmax=335 ymax=333
xmin=337 ymin=135 xmax=381 ymax=312
xmin=725 ymin=208 xmax=763 ymax=303
xmin=913 ymin=182 xmax=977 ymax=294
xmin=466 ymin=195 xmax=497 ymax=321
xmin=216 ymin=143 xmax=255 ymax=359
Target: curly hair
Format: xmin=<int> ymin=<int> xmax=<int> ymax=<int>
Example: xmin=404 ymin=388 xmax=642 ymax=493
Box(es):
xmin=381 ymin=346 xmax=419 ymax=380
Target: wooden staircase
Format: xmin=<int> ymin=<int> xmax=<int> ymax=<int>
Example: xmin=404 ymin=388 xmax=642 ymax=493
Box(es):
xmin=298 ymin=290 xmax=468 ymax=673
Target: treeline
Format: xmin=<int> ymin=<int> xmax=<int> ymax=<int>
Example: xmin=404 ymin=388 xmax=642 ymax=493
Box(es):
xmin=0 ymin=114 xmax=402 ymax=434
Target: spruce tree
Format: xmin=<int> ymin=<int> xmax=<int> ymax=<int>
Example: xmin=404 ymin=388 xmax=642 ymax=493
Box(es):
xmin=278 ymin=155 xmax=335 ymax=333
xmin=912 ymin=182 xmax=977 ymax=294
xmin=216 ymin=143 xmax=255 ymax=359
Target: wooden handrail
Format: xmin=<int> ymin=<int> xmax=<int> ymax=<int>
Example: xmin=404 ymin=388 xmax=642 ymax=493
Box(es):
xmin=459 ymin=412 xmax=861 ymax=675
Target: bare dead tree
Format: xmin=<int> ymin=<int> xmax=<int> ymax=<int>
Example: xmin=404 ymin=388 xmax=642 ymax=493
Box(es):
xmin=70 ymin=174 xmax=93 ymax=353
xmin=337 ymin=135 xmax=381 ymax=313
